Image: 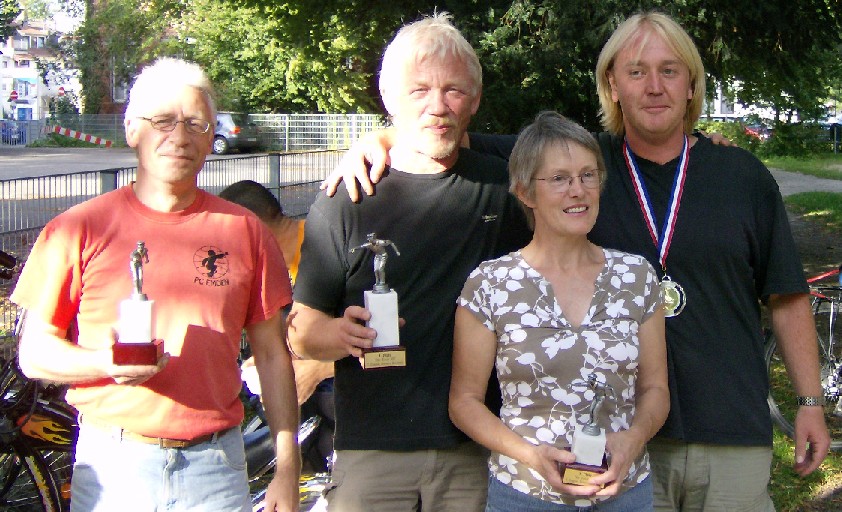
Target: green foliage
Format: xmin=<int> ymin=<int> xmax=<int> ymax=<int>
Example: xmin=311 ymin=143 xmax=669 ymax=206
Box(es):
xmin=68 ymin=0 xmax=842 ymax=130
xmin=19 ymin=0 xmax=49 ymax=19
xmin=50 ymin=94 xmax=79 ymax=116
xmin=759 ymin=123 xmax=830 ymax=158
xmin=0 ymin=0 xmax=20 ymax=39
xmin=764 ymin=154 xmax=842 ymax=181
xmin=785 ymin=192 xmax=842 ymax=230
xmin=695 ymin=119 xmax=761 ymax=153
xmin=72 ymin=0 xmax=172 ymax=113
xmin=27 ymin=132 xmax=102 ymax=147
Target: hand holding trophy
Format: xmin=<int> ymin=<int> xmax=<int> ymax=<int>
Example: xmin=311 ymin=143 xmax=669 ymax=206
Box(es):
xmin=561 ymin=374 xmax=614 ymax=486
xmin=113 ymin=241 xmax=164 ymax=365
xmin=350 ymin=233 xmax=406 ymax=369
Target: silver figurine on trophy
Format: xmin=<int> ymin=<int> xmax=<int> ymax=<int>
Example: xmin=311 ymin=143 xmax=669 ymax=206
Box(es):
xmin=349 ymin=233 xmax=405 ymax=369
xmin=114 ymin=241 xmax=162 ymax=365
xmin=562 ymin=374 xmax=613 ymax=485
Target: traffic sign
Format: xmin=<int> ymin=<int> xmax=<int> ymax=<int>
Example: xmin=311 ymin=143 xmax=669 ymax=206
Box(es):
xmin=58 ymin=87 xmax=65 ymax=97
xmin=9 ymin=90 xmax=17 ymax=101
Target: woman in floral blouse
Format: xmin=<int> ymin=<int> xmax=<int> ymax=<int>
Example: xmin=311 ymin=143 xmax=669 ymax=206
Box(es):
xmin=449 ymin=111 xmax=668 ymax=511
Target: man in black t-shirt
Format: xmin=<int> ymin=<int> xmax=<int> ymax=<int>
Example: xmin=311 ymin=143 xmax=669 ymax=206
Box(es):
xmin=287 ymin=13 xmax=529 ymax=512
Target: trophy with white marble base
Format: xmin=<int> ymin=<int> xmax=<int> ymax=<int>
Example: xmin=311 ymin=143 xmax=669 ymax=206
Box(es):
xmin=561 ymin=375 xmax=613 ymax=486
xmin=113 ymin=241 xmax=163 ymax=365
xmin=350 ymin=233 xmax=405 ymax=370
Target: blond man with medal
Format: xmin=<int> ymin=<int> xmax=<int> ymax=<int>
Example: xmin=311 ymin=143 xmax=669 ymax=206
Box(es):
xmin=590 ymin=13 xmax=828 ymax=510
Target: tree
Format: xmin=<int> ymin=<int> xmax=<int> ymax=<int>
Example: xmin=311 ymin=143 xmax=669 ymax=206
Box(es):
xmin=1 ymin=0 xmax=20 ymax=39
xmin=71 ymin=0 xmax=171 ymax=113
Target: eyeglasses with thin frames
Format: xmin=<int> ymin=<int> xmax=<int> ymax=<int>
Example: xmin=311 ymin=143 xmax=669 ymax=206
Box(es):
xmin=533 ymin=170 xmax=601 ymax=193
xmin=138 ymin=116 xmax=211 ymax=134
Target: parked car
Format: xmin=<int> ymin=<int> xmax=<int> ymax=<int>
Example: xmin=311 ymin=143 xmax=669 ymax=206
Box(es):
xmin=213 ymin=112 xmax=261 ymax=155
xmin=744 ymin=123 xmax=772 ymax=141
xmin=0 ymin=120 xmax=26 ymax=145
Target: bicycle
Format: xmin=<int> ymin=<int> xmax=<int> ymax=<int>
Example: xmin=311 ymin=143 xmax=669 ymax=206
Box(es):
xmin=766 ymin=264 xmax=842 ymax=450
xmin=0 ymin=355 xmax=78 ymax=511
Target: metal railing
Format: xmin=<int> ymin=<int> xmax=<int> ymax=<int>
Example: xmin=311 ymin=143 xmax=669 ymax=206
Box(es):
xmin=8 ymin=113 xmax=386 ymax=150
xmin=0 ymin=150 xmax=343 ymax=351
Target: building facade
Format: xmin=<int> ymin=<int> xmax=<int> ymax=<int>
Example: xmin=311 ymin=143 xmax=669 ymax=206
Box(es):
xmin=0 ymin=18 xmax=78 ymax=121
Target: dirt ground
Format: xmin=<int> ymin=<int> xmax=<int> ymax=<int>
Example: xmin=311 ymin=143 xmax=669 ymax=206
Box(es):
xmin=788 ymin=208 xmax=842 ymax=278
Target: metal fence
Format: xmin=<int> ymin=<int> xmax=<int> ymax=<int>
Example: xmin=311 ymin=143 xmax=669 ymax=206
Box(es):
xmin=250 ymin=114 xmax=385 ymax=151
xmin=1 ymin=119 xmax=45 ymax=146
xmin=0 ymin=150 xmax=342 ymax=357
xmin=7 ymin=113 xmax=385 ymax=150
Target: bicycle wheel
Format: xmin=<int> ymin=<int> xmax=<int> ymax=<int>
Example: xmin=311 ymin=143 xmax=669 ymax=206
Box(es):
xmin=766 ymin=304 xmax=842 ymax=450
xmin=0 ymin=440 xmax=67 ymax=511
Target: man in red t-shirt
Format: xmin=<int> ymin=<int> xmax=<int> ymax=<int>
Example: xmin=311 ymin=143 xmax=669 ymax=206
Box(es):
xmin=12 ymin=58 xmax=300 ymax=512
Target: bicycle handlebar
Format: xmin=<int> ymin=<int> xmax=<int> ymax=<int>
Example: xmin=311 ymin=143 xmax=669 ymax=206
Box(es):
xmin=807 ymin=265 xmax=841 ymax=284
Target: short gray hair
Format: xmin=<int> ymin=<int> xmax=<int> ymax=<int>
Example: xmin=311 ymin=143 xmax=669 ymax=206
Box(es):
xmin=509 ymin=111 xmax=606 ymax=229
xmin=124 ymin=57 xmax=216 ymax=122
xmin=378 ymin=12 xmax=482 ymax=97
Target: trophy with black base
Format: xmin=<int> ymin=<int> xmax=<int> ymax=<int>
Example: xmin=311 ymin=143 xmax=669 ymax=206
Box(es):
xmin=561 ymin=375 xmax=613 ymax=486
xmin=113 ymin=241 xmax=164 ymax=365
xmin=350 ymin=233 xmax=405 ymax=370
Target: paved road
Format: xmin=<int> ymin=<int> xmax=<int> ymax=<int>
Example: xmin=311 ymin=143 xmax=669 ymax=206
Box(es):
xmin=0 ymin=146 xmax=261 ymax=179
xmin=3 ymin=146 xmax=842 ymax=197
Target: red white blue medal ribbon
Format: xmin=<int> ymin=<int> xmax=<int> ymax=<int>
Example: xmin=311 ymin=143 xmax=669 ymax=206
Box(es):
xmin=622 ymin=135 xmax=689 ymax=270
xmin=622 ymin=135 xmax=690 ymax=317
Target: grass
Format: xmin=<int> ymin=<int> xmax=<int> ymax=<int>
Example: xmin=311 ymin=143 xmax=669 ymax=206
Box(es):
xmin=766 ymin=154 xmax=842 ymax=510
xmin=25 ymin=133 xmax=126 ymax=148
xmin=767 ymin=152 xmax=842 ymax=233
xmin=785 ymin=192 xmax=842 ymax=231
xmin=764 ymin=154 xmax=842 ymax=181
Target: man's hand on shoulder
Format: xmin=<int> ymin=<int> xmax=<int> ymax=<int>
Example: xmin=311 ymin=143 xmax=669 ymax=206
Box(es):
xmin=321 ymin=128 xmax=394 ymax=202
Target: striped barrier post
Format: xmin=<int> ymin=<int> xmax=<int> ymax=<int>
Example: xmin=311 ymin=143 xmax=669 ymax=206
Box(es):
xmin=48 ymin=125 xmax=113 ymax=148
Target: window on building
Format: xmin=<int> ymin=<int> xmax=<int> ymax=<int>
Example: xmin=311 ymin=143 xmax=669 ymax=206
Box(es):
xmin=113 ymin=82 xmax=128 ymax=103
xmin=35 ymin=36 xmax=46 ymax=48
xmin=16 ymin=60 xmax=31 ymax=68
xmin=13 ymin=36 xmax=30 ymax=50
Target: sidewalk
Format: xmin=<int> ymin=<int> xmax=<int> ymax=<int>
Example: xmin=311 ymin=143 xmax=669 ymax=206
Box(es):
xmin=770 ymin=169 xmax=842 ymax=197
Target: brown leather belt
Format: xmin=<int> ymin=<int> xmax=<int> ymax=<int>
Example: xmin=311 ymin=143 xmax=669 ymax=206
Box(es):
xmin=81 ymin=415 xmax=234 ymax=449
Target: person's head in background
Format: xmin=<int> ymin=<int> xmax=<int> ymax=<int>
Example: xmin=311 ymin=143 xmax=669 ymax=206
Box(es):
xmin=220 ymin=180 xmax=304 ymax=283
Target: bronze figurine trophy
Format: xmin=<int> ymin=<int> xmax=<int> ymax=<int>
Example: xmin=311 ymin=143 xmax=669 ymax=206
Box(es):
xmin=350 ymin=233 xmax=405 ymax=369
xmin=113 ymin=241 xmax=163 ymax=365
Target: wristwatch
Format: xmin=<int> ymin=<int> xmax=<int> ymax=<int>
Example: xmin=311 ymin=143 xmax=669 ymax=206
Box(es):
xmin=796 ymin=396 xmax=826 ymax=406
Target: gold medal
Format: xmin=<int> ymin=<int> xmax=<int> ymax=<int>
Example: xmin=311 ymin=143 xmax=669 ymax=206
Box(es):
xmin=660 ymin=275 xmax=686 ymax=317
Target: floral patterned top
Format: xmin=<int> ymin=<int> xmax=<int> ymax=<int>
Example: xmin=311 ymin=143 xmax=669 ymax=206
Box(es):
xmin=458 ymin=248 xmax=661 ymax=506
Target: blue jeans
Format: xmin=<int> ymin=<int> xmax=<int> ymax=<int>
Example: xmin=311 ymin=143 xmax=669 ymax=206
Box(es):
xmin=485 ymin=475 xmax=653 ymax=512
xmin=71 ymin=424 xmax=250 ymax=512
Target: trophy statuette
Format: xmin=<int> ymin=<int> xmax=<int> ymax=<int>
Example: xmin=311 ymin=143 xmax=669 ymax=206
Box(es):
xmin=113 ymin=241 xmax=164 ymax=365
xmin=350 ymin=233 xmax=405 ymax=369
xmin=561 ymin=375 xmax=613 ymax=486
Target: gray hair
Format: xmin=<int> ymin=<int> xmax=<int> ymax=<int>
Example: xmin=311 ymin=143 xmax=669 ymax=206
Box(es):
xmin=378 ymin=12 xmax=482 ymax=97
xmin=509 ymin=111 xmax=606 ymax=229
xmin=124 ymin=57 xmax=216 ymax=122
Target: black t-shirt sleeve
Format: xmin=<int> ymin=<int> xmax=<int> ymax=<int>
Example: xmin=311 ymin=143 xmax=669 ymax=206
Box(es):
xmin=293 ymin=196 xmax=348 ymax=315
xmin=751 ymin=160 xmax=809 ymax=299
xmin=468 ymin=133 xmax=517 ymax=161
